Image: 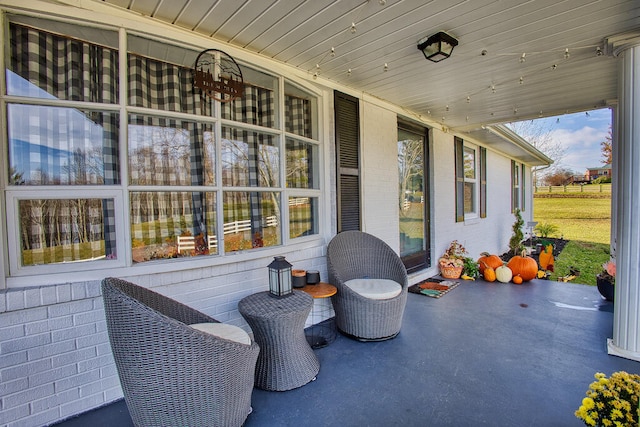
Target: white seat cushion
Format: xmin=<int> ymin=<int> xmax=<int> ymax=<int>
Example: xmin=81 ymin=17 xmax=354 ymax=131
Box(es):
xmin=190 ymin=322 xmax=251 ymax=345
xmin=344 ymin=278 xmax=402 ymax=300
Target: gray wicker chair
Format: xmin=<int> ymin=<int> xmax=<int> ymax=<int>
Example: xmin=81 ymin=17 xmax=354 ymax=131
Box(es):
xmin=327 ymin=231 xmax=408 ymax=341
xmin=101 ymin=277 xmax=259 ymax=427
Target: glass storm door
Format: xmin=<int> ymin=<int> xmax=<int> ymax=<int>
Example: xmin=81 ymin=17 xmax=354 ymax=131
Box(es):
xmin=398 ymin=123 xmax=430 ymax=272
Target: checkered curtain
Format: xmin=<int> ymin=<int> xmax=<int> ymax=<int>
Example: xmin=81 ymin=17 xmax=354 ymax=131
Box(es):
xmin=9 ymin=23 xmax=119 ymax=258
xmin=222 ymin=86 xmax=276 ymax=238
xmin=285 ymin=95 xmax=311 ymax=138
xmin=128 ymin=54 xmax=210 ymax=238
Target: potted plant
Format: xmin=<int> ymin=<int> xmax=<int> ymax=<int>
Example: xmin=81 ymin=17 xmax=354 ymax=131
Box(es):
xmin=438 ymin=240 xmax=467 ymax=279
xmin=596 ymin=260 xmax=615 ymax=302
xmin=575 ymin=371 xmax=640 ymax=426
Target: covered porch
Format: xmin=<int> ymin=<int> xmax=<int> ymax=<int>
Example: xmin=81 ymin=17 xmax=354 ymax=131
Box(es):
xmin=56 ymin=278 xmax=638 ymax=427
xmin=1 ymin=1 xmax=640 ymax=426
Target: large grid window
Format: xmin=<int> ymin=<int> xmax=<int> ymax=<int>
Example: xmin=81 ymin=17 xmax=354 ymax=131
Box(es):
xmin=4 ymin=18 xmax=321 ymax=274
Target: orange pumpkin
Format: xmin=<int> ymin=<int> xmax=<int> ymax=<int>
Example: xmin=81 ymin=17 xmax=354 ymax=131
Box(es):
xmin=483 ymin=267 xmax=497 ymax=282
xmin=478 ymin=252 xmax=503 ymax=275
xmin=512 ymin=275 xmax=523 ymax=285
xmin=507 ymin=251 xmax=538 ymax=281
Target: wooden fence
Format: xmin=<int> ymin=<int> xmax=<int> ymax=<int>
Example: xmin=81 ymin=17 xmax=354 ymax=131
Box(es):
xmin=535 ymin=184 xmax=611 ymax=193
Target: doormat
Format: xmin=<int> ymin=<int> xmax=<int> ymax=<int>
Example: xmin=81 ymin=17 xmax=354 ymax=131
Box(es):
xmin=408 ymin=278 xmax=460 ymax=299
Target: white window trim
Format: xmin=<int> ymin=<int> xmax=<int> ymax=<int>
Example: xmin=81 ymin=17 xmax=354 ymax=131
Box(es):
xmin=464 ymin=143 xmax=479 ymax=220
xmin=5 ymin=188 xmax=127 ymax=276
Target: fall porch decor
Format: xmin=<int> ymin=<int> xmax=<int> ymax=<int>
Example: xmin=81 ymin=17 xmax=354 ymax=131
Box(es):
xmin=575 ymin=371 xmax=640 ymax=427
xmin=438 ymin=240 xmax=467 ymax=279
xmin=477 ymin=252 xmax=503 ymax=275
xmin=506 ymin=250 xmax=538 ymax=282
xmin=596 ymin=260 xmax=615 ymax=302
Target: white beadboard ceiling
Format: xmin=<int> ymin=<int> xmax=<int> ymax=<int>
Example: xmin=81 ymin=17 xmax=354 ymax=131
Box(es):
xmin=101 ymin=0 xmax=638 ymax=134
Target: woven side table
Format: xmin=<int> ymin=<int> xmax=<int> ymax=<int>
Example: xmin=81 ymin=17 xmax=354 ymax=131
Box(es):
xmin=238 ymin=291 xmax=320 ymax=391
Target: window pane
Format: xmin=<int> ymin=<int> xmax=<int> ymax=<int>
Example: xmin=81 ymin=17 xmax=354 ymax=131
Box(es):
xmin=127 ymin=36 xmax=209 ymax=115
xmin=223 ymin=191 xmax=281 ymax=252
xmin=18 ymin=198 xmax=116 ymax=266
xmin=464 ymin=182 xmax=475 ymax=213
xmin=289 ymin=197 xmax=318 ymax=238
xmin=130 ymin=191 xmax=217 ymax=262
xmin=464 ymin=147 xmax=476 ymax=179
xmin=7 ymin=23 xmax=119 ymax=102
xmin=221 ymin=68 xmax=277 ymax=128
xmin=222 ymin=127 xmax=279 ymax=187
xmin=285 ymin=82 xmax=316 ymax=139
xmin=128 ymin=115 xmax=215 ymax=186
xmin=8 ymin=105 xmax=119 ymax=185
xmin=398 ymin=129 xmax=426 ymax=260
xmin=286 ymin=139 xmax=318 ymax=189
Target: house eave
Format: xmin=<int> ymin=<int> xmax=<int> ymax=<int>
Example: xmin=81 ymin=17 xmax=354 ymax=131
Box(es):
xmin=463 ymin=124 xmax=553 ymax=167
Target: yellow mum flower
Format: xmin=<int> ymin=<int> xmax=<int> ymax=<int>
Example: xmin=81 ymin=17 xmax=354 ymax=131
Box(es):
xmin=611 ymin=408 xmax=623 ymax=419
xmin=582 ymin=397 xmax=595 ymax=409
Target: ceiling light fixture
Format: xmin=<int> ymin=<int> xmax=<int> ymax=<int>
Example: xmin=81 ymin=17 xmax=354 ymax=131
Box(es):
xmin=417 ymin=31 xmax=458 ymax=62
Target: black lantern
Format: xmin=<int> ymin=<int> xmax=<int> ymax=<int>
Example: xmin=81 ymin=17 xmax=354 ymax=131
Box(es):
xmin=268 ymin=256 xmax=293 ymax=298
xmin=417 ymin=31 xmax=458 ymax=62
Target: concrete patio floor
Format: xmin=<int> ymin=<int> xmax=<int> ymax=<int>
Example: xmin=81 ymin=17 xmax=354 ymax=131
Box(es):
xmin=54 ymin=278 xmax=640 ymax=427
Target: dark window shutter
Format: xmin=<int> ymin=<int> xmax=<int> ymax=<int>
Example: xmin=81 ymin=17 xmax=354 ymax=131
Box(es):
xmin=521 ymin=164 xmax=526 ymax=212
xmin=334 ymin=91 xmax=360 ymax=231
xmin=480 ymin=147 xmax=487 ymax=218
xmin=454 ymin=137 xmax=465 ymax=222
xmin=511 ymin=160 xmax=518 ymax=212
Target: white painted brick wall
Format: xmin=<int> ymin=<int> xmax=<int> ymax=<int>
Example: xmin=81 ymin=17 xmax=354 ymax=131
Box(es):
xmin=361 ymin=102 xmax=401 ymax=249
xmin=0 ymin=246 xmax=327 ymax=427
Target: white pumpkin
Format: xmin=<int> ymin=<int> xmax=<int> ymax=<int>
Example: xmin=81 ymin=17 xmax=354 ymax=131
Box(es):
xmin=495 ymin=265 xmax=513 ymax=283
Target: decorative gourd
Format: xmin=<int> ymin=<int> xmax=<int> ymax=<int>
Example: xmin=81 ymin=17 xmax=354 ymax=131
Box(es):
xmin=538 ymin=244 xmax=555 ymax=271
xmin=507 ymin=251 xmax=538 ymax=281
xmin=495 ymin=265 xmax=513 ymax=283
xmin=483 ymin=266 xmax=497 ymax=282
xmin=477 ymin=252 xmax=503 ymax=274
xmin=512 ymin=275 xmax=523 ymax=285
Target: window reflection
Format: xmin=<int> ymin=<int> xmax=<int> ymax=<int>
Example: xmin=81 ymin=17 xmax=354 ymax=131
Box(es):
xmin=19 ymin=198 xmax=116 ymax=266
xmin=130 ymin=191 xmax=217 ymax=262
xmin=223 ymin=191 xmax=281 ymax=252
xmin=289 ymin=197 xmax=318 ymax=238
xmin=286 ymin=139 xmax=318 ymax=189
xmin=222 ymin=127 xmax=279 ymax=188
xmin=128 ymin=116 xmax=215 ymax=186
xmin=7 ymin=104 xmax=119 ymax=185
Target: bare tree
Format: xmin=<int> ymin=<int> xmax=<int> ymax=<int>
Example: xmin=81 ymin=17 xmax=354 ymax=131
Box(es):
xmin=398 ymin=137 xmax=423 ymax=214
xmin=601 ymin=126 xmax=612 ymax=165
xmin=507 ymin=119 xmax=566 ymax=186
xmin=544 ymin=168 xmax=576 ymax=186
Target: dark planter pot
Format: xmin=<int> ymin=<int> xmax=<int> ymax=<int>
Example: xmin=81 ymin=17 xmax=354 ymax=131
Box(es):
xmin=596 ymin=275 xmax=614 ymax=302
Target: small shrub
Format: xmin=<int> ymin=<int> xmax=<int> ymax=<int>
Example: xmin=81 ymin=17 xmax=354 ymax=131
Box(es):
xmin=508 ymin=208 xmax=525 ymax=256
xmin=535 ymin=222 xmax=559 ymax=238
xmin=592 ymin=176 xmax=612 ymax=184
xmin=462 ymin=257 xmax=480 ymax=278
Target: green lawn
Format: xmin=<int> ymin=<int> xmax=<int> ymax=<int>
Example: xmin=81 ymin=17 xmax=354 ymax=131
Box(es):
xmin=533 ymin=196 xmax=612 ymax=286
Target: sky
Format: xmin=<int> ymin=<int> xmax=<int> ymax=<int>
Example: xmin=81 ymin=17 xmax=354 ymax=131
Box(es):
xmin=519 ymin=108 xmax=612 ymax=174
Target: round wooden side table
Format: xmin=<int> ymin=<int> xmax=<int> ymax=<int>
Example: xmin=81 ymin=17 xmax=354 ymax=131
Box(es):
xmin=238 ymin=291 xmax=319 ymax=391
xmin=300 ymin=282 xmax=337 ymax=348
